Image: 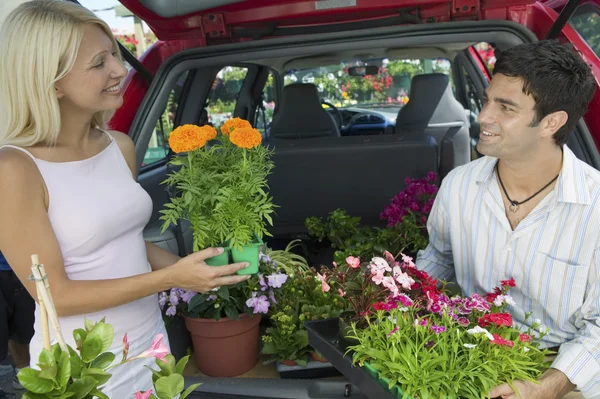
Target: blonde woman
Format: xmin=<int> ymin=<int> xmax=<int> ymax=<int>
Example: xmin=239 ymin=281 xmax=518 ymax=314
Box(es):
xmin=0 ymin=1 xmax=250 ymax=396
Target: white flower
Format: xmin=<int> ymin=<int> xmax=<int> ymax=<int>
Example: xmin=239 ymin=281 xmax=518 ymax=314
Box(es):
xmin=534 ymin=318 xmax=542 ymax=325
xmin=463 ymin=344 xmax=477 ymax=349
xmin=524 ymin=347 xmax=530 ymax=353
xmin=398 ymin=307 xmax=409 ymax=312
xmin=467 ymin=326 xmax=494 ymax=341
xmin=493 ymin=295 xmax=516 ymax=307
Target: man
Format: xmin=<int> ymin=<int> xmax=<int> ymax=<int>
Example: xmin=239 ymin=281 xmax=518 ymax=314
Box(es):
xmin=416 ymin=40 xmax=599 ymax=399
xmin=0 ymin=250 xmax=35 ymax=391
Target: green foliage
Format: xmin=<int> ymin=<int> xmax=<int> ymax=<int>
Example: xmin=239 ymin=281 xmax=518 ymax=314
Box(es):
xmin=19 ymin=319 xmax=115 ymax=399
xmin=570 ymin=11 xmax=600 ymax=56
xmin=306 ymin=209 xmax=428 ymax=265
xmin=143 ymin=355 xmax=201 ymax=399
xmin=263 ymin=240 xmax=311 ymax=275
xmin=261 ymin=312 xmax=310 ymax=365
xmin=349 ymin=308 xmax=551 ymax=399
xmin=160 ymin=133 xmax=276 ymax=251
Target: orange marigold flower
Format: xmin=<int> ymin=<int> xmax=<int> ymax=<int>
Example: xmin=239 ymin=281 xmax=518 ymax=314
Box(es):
xmin=199 ymin=125 xmax=217 ymax=141
xmin=168 ymin=124 xmax=207 ymax=153
xmin=221 ymin=117 xmax=252 ymax=136
xmin=230 ymin=127 xmax=262 ymax=149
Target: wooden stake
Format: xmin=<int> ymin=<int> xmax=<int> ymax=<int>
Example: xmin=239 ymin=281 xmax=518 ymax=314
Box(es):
xmin=30 ymin=255 xmax=68 ymax=353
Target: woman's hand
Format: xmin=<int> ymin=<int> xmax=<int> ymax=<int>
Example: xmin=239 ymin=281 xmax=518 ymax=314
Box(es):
xmin=167 ymin=247 xmax=251 ymax=293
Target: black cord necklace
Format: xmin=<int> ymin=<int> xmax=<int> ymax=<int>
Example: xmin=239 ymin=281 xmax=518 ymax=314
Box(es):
xmin=495 ymin=162 xmax=560 ymax=213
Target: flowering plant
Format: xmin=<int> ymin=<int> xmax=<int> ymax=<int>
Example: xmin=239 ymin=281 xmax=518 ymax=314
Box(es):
xmin=160 ymin=251 xmax=288 ymax=321
xmin=18 ymin=319 xmax=199 ymax=399
xmin=160 ymin=119 xmax=276 ymax=251
xmin=318 ymin=251 xmax=436 ymax=325
xmin=346 ymin=269 xmax=552 ymax=399
xmin=380 ymin=172 xmax=438 ymax=228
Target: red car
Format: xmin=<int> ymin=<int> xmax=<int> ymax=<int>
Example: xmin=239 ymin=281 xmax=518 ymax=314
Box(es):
xmin=84 ymin=0 xmax=600 ymax=397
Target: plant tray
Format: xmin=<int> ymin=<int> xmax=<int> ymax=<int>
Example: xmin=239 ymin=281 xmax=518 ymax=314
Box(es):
xmin=275 ymin=360 xmax=342 ymax=379
xmin=304 ymin=318 xmax=397 ymax=399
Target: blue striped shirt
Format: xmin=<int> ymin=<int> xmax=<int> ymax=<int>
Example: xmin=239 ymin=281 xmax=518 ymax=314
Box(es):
xmin=417 ymin=146 xmax=600 ymax=397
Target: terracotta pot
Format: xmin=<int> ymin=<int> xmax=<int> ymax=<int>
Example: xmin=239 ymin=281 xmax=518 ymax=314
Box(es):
xmin=185 ymin=313 xmax=261 ymax=377
xmin=280 ymin=359 xmax=297 ymax=366
xmin=310 ymin=351 xmax=327 ymax=363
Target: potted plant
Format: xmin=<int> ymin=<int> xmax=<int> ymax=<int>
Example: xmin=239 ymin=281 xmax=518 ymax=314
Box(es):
xmin=160 ymin=118 xmax=276 ymax=274
xmin=162 ymin=252 xmax=288 ymax=377
xmin=348 ymin=277 xmax=552 ymax=398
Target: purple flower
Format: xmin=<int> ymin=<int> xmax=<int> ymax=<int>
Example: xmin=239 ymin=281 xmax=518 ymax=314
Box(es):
xmin=246 ymin=292 xmax=270 ymax=314
xmin=409 ymin=202 xmax=420 ymax=212
xmin=166 ymin=305 xmax=177 ymax=317
xmin=169 ymin=295 xmax=179 ymax=307
xmin=431 ymin=325 xmax=446 ymax=334
xmin=268 ymin=289 xmax=277 ymax=304
xmin=457 ymin=317 xmax=470 ymax=327
xmin=207 ymin=295 xmax=217 ymax=301
xmin=427 ymin=171 xmax=437 ymax=182
xmin=417 ymin=319 xmax=429 ymax=327
xmin=387 ymin=327 xmax=399 ymax=337
xmin=430 ymin=303 xmax=442 ymax=314
xmin=425 ymin=340 xmax=435 ymax=348
xmin=267 ymin=272 xmax=288 ymax=288
xmin=181 ymin=290 xmax=197 ymax=303
xmin=394 ymin=294 xmax=414 ymax=307
xmin=259 ymin=253 xmax=273 ymax=264
xmin=258 ymin=274 xmax=268 ymax=292
xmin=158 ymin=292 xmax=168 ymax=309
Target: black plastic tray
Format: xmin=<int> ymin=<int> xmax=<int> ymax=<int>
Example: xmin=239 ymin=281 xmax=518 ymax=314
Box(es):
xmin=276 ymin=359 xmax=342 ymax=379
xmin=304 ymin=318 xmax=396 ymax=399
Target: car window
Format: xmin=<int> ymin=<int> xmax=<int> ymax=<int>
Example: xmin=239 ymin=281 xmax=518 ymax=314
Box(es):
xmin=569 ymin=5 xmax=600 ymax=57
xmin=283 ymin=58 xmax=453 ymax=112
xmin=254 ymin=71 xmax=277 ymax=135
xmin=206 ymin=67 xmax=249 ymax=128
xmin=142 ymin=71 xmax=189 ymax=166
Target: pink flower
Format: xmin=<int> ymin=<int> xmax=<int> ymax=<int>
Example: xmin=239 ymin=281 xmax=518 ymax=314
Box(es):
xmin=383 ymin=251 xmax=395 ymax=263
xmin=122 ymin=333 xmax=129 ymax=360
xmin=135 ymin=390 xmax=153 ymax=399
xmin=394 ymin=294 xmax=414 ymax=307
xmin=346 ymin=256 xmax=361 ymax=269
xmin=370 ymin=257 xmax=392 ymax=273
xmin=457 ymin=317 xmax=470 ymax=327
xmin=519 ymin=334 xmax=532 ymax=343
xmin=382 ymin=276 xmax=399 ymax=297
xmin=338 ymin=288 xmax=346 ymax=297
xmin=387 ymin=327 xmax=399 ymax=337
xmin=371 ymin=269 xmax=385 ymax=285
xmin=393 ymin=267 xmax=415 ymax=290
xmin=402 ymin=254 xmax=415 ymax=268
xmin=132 ymin=334 xmax=170 ymax=363
xmin=431 ymin=325 xmax=446 ymax=334
xmin=317 ymin=273 xmax=330 ymax=293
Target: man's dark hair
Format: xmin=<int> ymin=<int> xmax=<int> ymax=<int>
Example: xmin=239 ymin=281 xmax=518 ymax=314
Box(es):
xmin=493 ymin=40 xmax=596 ymax=146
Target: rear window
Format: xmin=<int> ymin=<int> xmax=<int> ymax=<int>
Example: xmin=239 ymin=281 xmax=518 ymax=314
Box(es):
xmin=569 ymin=6 xmax=600 ymax=57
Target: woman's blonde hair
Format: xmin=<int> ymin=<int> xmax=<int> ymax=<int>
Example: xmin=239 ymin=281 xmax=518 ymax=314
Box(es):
xmin=0 ymin=0 xmax=122 ymax=147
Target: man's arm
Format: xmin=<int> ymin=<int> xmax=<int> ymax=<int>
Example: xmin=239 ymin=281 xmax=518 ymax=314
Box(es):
xmin=416 ymin=179 xmax=455 ymax=282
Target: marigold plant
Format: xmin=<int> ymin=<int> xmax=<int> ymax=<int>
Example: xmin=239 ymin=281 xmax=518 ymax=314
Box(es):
xmin=230 ymin=127 xmax=262 ymax=149
xmin=221 ymin=117 xmax=252 ymax=136
xmin=168 ymin=124 xmax=208 ymax=153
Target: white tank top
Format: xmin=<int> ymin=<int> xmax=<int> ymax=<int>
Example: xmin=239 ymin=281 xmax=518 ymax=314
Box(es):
xmin=0 ymin=132 xmax=162 ymax=365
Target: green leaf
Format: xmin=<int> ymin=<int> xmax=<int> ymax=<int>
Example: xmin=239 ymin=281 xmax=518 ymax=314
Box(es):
xmin=180 ymin=383 xmax=202 ymax=399
xmin=87 ymin=322 xmax=114 ymax=353
xmin=37 ymin=348 xmax=57 ymax=380
xmin=84 ymin=319 xmax=95 ymax=332
xmin=81 ymin=335 xmax=103 ymax=363
xmin=175 ymin=356 xmax=191 ymax=375
xmin=218 ymin=286 xmax=230 ymax=301
xmin=157 ymin=354 xmax=176 ymax=375
xmin=68 ymin=347 xmax=83 ymax=379
xmin=155 ymin=374 xmax=185 ymax=399
xmin=67 ymin=376 xmax=98 ymax=399
xmin=81 ymin=368 xmax=112 ymax=386
xmin=56 ymin=351 xmax=72 ymax=389
xmin=91 ymin=352 xmax=116 ymax=370
xmin=73 ymin=329 xmax=87 ymax=350
xmin=17 ymin=368 xmax=54 ymax=394
xmin=89 ymin=388 xmax=109 ymax=399
xmin=23 ymin=393 xmax=55 ymax=399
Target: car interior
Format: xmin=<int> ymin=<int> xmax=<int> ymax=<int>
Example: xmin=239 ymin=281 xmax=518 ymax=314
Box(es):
xmin=130 ymin=17 xmax=600 ymax=398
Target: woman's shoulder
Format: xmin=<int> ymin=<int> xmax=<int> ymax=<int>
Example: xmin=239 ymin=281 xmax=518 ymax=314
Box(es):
xmin=103 ymin=130 xmax=136 ymax=176
xmin=0 ymin=146 xmax=45 ymax=201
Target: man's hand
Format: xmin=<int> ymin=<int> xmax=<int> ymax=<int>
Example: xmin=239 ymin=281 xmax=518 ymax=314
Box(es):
xmin=489 ymin=380 xmax=543 ymax=399
xmin=489 ymin=369 xmax=576 ymax=399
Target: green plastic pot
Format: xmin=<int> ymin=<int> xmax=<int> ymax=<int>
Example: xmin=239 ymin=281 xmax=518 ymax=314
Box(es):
xmin=204 ymin=248 xmax=231 ymax=266
xmin=231 ymin=237 xmax=263 ymax=275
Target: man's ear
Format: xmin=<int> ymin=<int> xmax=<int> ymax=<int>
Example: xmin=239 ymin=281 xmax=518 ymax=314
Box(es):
xmin=540 ymin=110 xmax=568 ymax=140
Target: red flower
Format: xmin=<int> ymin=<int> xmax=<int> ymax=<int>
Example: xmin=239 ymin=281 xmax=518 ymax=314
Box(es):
xmin=478 ymin=313 xmax=513 ymax=328
xmin=485 ymin=287 xmax=502 ymax=303
xmin=491 ymin=334 xmax=514 ymax=348
xmin=501 ymin=278 xmax=516 ymax=288
xmin=373 ymin=301 xmax=397 ymax=311
xmin=519 ymin=334 xmax=532 ymax=343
